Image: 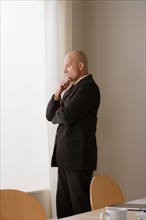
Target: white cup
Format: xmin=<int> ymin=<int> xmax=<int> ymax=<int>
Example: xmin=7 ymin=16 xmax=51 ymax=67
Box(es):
xmin=100 ymin=207 xmax=127 ymax=220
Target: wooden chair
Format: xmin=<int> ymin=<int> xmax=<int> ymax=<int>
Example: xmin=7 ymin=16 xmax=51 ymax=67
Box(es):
xmin=0 ymin=189 xmax=47 ymax=220
xmin=90 ymin=174 xmax=124 ymax=210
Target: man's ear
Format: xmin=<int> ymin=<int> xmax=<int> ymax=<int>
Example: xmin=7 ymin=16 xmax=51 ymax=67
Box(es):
xmin=79 ymin=62 xmax=84 ymax=70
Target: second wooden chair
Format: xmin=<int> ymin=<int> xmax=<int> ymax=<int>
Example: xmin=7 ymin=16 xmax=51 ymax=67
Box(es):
xmin=90 ymin=174 xmax=124 ymax=210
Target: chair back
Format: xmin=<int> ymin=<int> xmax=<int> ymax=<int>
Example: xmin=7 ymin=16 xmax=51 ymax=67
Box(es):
xmin=0 ymin=189 xmax=47 ymax=220
xmin=90 ymin=174 xmax=124 ymax=210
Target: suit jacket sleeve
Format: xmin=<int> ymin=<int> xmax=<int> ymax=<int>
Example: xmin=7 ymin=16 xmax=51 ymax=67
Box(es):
xmin=46 ymin=95 xmax=61 ymax=121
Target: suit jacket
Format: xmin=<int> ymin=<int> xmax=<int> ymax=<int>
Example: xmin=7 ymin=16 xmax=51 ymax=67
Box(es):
xmin=46 ymin=74 xmax=100 ymax=170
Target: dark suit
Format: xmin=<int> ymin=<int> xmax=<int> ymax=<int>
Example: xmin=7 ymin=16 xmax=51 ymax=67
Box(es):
xmin=46 ymin=74 xmax=100 ymax=218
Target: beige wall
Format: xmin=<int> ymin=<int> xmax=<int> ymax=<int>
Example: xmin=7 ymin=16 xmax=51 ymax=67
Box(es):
xmin=73 ymin=0 xmax=145 ymax=201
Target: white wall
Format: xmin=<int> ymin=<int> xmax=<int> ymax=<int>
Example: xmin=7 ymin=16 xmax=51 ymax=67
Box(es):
xmin=73 ymin=0 xmax=145 ymax=201
xmin=1 ymin=1 xmax=50 ymax=192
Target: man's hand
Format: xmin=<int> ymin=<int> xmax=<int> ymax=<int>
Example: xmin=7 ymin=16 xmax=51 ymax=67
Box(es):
xmin=54 ymin=77 xmax=72 ymax=100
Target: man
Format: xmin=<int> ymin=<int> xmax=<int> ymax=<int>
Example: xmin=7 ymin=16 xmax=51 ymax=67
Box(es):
xmin=46 ymin=50 xmax=100 ymax=218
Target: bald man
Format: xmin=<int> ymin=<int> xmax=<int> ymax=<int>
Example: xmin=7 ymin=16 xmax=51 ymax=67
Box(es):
xmin=46 ymin=51 xmax=100 ymax=218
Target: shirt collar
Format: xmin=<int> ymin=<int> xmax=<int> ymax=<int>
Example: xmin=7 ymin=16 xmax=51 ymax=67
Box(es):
xmin=74 ymin=74 xmax=90 ymax=86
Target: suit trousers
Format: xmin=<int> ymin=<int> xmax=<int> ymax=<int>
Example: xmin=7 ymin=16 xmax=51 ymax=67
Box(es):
xmin=56 ymin=167 xmax=93 ymax=219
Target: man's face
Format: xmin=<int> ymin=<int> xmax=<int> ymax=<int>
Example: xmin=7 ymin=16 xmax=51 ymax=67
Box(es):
xmin=64 ymin=53 xmax=81 ymax=82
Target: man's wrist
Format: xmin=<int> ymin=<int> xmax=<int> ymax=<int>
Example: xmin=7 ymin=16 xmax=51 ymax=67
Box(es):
xmin=54 ymin=94 xmax=61 ymax=100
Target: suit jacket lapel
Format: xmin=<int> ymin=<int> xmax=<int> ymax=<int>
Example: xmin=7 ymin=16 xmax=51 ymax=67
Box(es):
xmin=62 ymin=84 xmax=75 ymax=100
xmin=62 ymin=75 xmax=92 ymax=101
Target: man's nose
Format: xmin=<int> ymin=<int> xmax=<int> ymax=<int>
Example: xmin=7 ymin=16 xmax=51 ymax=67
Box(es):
xmin=64 ymin=68 xmax=67 ymax=73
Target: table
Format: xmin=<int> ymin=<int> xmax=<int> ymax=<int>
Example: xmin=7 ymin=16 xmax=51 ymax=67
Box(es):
xmin=60 ymin=209 xmax=145 ymax=219
xmin=60 ymin=197 xmax=146 ymax=220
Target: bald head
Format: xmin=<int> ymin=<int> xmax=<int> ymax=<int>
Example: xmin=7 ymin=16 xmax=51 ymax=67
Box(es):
xmin=64 ymin=50 xmax=89 ymax=82
xmin=66 ymin=50 xmax=88 ymax=72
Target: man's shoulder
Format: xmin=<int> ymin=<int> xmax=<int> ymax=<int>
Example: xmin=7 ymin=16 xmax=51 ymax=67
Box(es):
xmin=81 ymin=74 xmax=100 ymax=89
